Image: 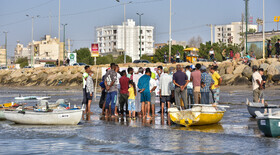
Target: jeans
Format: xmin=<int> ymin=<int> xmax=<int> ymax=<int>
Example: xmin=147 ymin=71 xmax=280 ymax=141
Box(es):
xmin=105 ymin=91 xmax=117 ymax=115
xmin=174 ymin=87 xmax=187 ymax=108
xmin=212 ymin=88 xmax=220 ymax=103
xmin=119 ymin=93 xmax=129 ymax=115
xmin=128 ymin=99 xmax=136 ymax=111
xmin=187 ymin=88 xmax=194 ymax=108
xmin=201 ymin=92 xmax=210 ymax=104
xmin=135 ymin=91 xmax=142 ymax=112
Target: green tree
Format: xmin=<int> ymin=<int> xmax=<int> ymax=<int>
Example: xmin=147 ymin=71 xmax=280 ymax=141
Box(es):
xmin=154 ymin=45 xmax=185 ymax=62
xmin=115 ymin=55 xmax=132 ymax=64
xmin=271 ymin=35 xmax=280 ymax=55
xmin=73 ymin=48 xmax=94 ymax=65
xmin=16 ymin=57 xmax=28 ymax=68
xmin=140 ymin=54 xmax=152 ymax=62
xmin=96 ymin=54 xmax=114 ymax=65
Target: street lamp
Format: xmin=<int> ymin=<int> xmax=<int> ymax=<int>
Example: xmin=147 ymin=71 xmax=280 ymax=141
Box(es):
xmin=26 ymin=14 xmax=39 ymax=67
xmin=136 ymin=13 xmax=144 ymax=59
xmin=116 ymin=0 xmax=132 ymax=63
xmin=169 ymin=0 xmax=172 ymax=63
xmin=62 ymin=23 xmax=68 ymax=60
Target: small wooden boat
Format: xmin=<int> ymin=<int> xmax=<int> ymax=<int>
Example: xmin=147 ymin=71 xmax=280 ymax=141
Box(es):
xmin=15 ymin=96 xmax=51 ymax=100
xmin=256 ymin=110 xmax=280 ymax=137
xmin=246 ymin=99 xmax=278 ymax=118
xmin=0 ymin=102 xmax=18 ymax=120
xmin=4 ymin=109 xmax=83 ymax=125
xmin=168 ymin=105 xmax=227 ymax=126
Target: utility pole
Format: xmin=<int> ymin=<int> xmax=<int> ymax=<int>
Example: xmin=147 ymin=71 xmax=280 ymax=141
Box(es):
xmin=3 ymin=31 xmax=8 ymax=66
xmin=207 ymin=24 xmax=213 ymax=45
xmin=137 ymin=13 xmax=144 ymax=59
xmin=58 ymin=0 xmax=61 ymax=41
xmin=245 ymin=0 xmax=249 ymax=54
xmin=68 ymin=39 xmax=70 ymax=54
xmin=169 ymin=0 xmax=172 ymax=63
xmin=26 ymin=14 xmax=39 ymax=67
xmin=116 ymin=0 xmax=132 ymax=63
xmin=262 ymin=0 xmax=265 ymax=59
xmin=49 ymin=11 xmax=52 ymax=36
xmin=62 ymin=23 xmax=68 ymax=60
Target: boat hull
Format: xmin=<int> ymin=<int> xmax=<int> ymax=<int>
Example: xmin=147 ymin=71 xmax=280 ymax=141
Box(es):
xmin=247 ymin=106 xmax=264 ymax=118
xmin=4 ymin=110 xmax=82 ymax=125
xmin=170 ymin=110 xmax=225 ymax=126
xmin=257 ymin=118 xmax=280 ymax=137
xmin=0 ymin=110 xmax=5 ymax=120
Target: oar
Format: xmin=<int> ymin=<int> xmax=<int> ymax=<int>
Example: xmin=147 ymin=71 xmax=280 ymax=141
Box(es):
xmin=191 ymin=104 xmax=230 ymax=108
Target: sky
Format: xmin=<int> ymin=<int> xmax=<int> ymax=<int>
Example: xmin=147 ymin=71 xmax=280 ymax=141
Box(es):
xmin=0 ymin=0 xmax=280 ymax=58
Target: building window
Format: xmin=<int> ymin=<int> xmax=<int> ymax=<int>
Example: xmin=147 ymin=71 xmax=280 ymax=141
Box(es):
xmin=113 ymin=30 xmax=117 ymax=34
xmin=227 ymin=28 xmax=231 ymax=31
xmin=142 ymin=48 xmax=144 ymax=51
xmin=114 ymin=42 xmax=116 ymax=46
xmin=114 ymin=36 xmax=116 ymax=39
xmin=140 ymin=30 xmax=143 ymax=34
xmin=228 ymin=33 xmax=231 ymax=36
xmin=142 ymin=42 xmax=144 ymax=45
xmin=218 ymin=28 xmax=220 ymax=31
xmin=147 ymin=30 xmax=151 ymax=33
xmin=218 ymin=33 xmax=221 ymax=37
xmin=142 ymin=36 xmax=144 ymax=39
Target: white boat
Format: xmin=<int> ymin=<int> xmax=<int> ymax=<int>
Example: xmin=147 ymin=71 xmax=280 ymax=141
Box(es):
xmin=0 ymin=110 xmax=5 ymax=120
xmin=15 ymin=96 xmax=51 ymax=100
xmin=4 ymin=109 xmax=83 ymax=125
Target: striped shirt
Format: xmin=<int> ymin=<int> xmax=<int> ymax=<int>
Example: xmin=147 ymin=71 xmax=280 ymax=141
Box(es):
xmin=200 ymin=72 xmax=214 ymax=92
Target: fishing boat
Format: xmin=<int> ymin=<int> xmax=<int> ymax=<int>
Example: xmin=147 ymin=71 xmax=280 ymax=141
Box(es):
xmin=246 ymin=99 xmax=278 ymax=118
xmin=0 ymin=102 xmax=18 ymax=120
xmin=4 ymin=109 xmax=83 ymax=125
xmin=256 ymin=110 xmax=280 ymax=137
xmin=168 ymin=104 xmax=227 ymax=126
xmin=14 ymin=96 xmax=51 ymax=100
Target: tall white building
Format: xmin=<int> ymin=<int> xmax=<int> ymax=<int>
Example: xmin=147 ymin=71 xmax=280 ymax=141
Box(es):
xmin=96 ymin=19 xmax=154 ymax=61
xmin=215 ymin=22 xmax=258 ymax=45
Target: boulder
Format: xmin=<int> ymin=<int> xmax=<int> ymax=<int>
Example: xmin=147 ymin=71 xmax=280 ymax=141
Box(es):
xmin=250 ymin=59 xmax=259 ymax=67
xmin=233 ymin=76 xmax=250 ymax=85
xmin=221 ymin=74 xmax=239 ymax=85
xmin=242 ymin=66 xmax=253 ymax=79
xmin=226 ymin=65 xmax=234 ymax=74
xmin=267 ymin=64 xmax=280 ymax=76
xmin=272 ymin=74 xmax=280 ymax=82
xmin=259 ymin=63 xmax=269 ymax=71
xmin=233 ymin=64 xmax=246 ymax=75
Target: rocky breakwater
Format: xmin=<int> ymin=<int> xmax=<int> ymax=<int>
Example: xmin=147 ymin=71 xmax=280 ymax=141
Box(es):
xmin=218 ymin=58 xmax=280 ymax=85
xmin=1 ymin=58 xmax=280 ymax=87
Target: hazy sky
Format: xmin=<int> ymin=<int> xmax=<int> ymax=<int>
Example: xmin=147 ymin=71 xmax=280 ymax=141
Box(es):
xmin=1 ymin=0 xmax=280 ymax=57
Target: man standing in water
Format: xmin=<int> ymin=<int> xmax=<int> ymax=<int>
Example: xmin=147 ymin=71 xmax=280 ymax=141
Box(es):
xmin=252 ymin=65 xmax=263 ymax=102
xmin=200 ymin=66 xmax=214 ymax=104
xmin=138 ymin=68 xmax=152 ymax=119
xmin=173 ymin=64 xmax=188 ymax=109
xmin=82 ymin=66 xmax=90 ymax=119
xmin=133 ymin=67 xmax=144 ymax=117
xmin=210 ymin=66 xmax=222 ymax=105
xmin=191 ymin=64 xmax=202 ymax=105
xmin=104 ymin=63 xmax=118 ymax=117
xmin=86 ymin=71 xmax=94 ymax=120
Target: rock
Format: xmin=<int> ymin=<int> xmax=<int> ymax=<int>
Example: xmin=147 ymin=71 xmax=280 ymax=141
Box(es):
xmin=233 ymin=64 xmax=246 ymax=75
xmin=226 ymin=66 xmax=234 ymax=74
xmin=272 ymin=74 xmax=280 ymax=82
xmin=266 ymin=58 xmax=278 ymax=65
xmin=259 ymin=63 xmax=269 ymax=71
xmin=267 ymin=64 xmax=280 ymax=76
xmin=242 ymin=66 xmax=253 ymax=79
xmin=221 ymin=74 xmax=239 ymax=85
xmin=233 ymin=76 xmax=250 ymax=85
xmin=251 ymin=59 xmax=259 ymax=67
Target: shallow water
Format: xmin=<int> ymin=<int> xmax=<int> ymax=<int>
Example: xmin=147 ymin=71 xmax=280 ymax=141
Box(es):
xmin=0 ymin=88 xmax=280 ymax=154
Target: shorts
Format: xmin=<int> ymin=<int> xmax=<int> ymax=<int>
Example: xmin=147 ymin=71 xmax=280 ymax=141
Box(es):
xmin=150 ymin=92 xmax=156 ymax=105
xmin=128 ymin=99 xmax=135 ymax=111
xmin=160 ymin=96 xmax=170 ymax=103
xmin=141 ymin=91 xmax=151 ymax=103
xmin=87 ymin=92 xmax=93 ymax=100
xmin=82 ymin=88 xmax=88 ymax=104
xmin=259 ymin=90 xmax=265 ymax=100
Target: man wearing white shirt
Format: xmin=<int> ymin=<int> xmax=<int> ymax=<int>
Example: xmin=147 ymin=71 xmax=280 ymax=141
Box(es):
xmin=133 ymin=67 xmax=144 ymax=117
xmin=252 ymin=65 xmax=263 ymax=102
xmin=185 ymin=66 xmax=194 ymax=108
xmin=209 ymin=48 xmax=215 ymax=61
xmin=159 ymin=67 xmax=173 ymax=114
xmin=150 ymin=76 xmax=157 ymax=117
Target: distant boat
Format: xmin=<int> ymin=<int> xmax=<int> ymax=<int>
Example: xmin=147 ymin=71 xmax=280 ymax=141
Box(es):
xmin=14 ymin=96 xmax=51 ymax=100
xmin=4 ymin=109 xmax=83 ymax=125
xmin=256 ymin=110 xmax=280 ymax=137
xmin=168 ymin=105 xmax=228 ymax=126
xmin=246 ymin=99 xmax=278 ymax=118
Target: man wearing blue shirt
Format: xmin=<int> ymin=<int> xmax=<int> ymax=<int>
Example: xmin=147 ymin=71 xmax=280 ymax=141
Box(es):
xmin=138 ymin=68 xmax=152 ymax=119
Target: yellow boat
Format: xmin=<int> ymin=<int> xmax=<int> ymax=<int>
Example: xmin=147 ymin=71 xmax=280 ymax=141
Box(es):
xmin=0 ymin=103 xmax=13 ymax=108
xmin=168 ymin=105 xmax=226 ymax=126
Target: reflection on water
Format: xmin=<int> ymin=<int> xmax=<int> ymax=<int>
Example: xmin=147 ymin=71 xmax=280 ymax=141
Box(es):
xmin=0 ymin=88 xmax=280 ymax=154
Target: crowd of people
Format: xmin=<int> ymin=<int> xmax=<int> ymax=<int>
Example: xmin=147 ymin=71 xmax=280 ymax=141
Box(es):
xmin=80 ymin=62 xmax=223 ymax=119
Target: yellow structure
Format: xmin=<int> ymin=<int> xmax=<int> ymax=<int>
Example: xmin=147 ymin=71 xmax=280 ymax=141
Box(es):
xmin=169 ymin=106 xmax=225 ymax=126
xmin=183 ymin=47 xmax=199 ymax=63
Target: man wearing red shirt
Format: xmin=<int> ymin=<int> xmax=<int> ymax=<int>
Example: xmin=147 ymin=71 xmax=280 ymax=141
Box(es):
xmin=119 ymin=70 xmax=130 ymax=116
